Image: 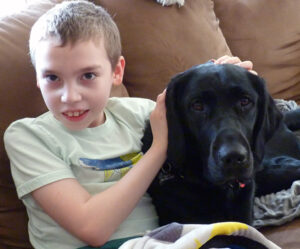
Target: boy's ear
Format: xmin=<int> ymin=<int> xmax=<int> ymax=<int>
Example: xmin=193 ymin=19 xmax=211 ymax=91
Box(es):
xmin=112 ymin=56 xmax=125 ymax=86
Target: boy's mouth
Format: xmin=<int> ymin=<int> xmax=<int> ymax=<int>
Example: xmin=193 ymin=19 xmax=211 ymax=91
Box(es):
xmin=64 ymin=110 xmax=85 ymax=117
xmin=62 ymin=110 xmax=89 ymax=121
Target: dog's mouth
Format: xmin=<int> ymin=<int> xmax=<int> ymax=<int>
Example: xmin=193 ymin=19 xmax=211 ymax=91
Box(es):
xmin=226 ymin=178 xmax=249 ymax=189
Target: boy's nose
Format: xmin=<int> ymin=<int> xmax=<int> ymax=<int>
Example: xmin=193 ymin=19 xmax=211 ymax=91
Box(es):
xmin=61 ymin=85 xmax=82 ymax=103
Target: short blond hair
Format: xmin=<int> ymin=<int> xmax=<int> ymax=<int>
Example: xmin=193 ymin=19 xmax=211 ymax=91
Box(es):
xmin=29 ymin=0 xmax=121 ymax=69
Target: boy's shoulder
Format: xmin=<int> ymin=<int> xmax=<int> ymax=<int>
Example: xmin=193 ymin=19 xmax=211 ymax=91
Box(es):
xmin=107 ymin=97 xmax=155 ymax=108
xmin=106 ymin=97 xmax=155 ymax=115
xmin=5 ymin=112 xmax=47 ymax=127
xmin=4 ymin=112 xmax=58 ymax=139
xmin=6 ymin=112 xmax=54 ymax=127
xmin=106 ymin=97 xmax=156 ymax=127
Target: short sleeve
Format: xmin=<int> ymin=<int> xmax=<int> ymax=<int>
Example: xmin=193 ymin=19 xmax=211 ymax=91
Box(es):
xmin=107 ymin=97 xmax=156 ymax=129
xmin=4 ymin=119 xmax=75 ymax=199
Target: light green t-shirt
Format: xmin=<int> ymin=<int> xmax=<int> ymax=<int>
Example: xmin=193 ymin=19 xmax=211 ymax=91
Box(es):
xmin=4 ymin=97 xmax=158 ymax=249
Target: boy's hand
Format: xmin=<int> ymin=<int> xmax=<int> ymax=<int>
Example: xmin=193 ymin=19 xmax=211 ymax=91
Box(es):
xmin=150 ymin=89 xmax=168 ymax=152
xmin=214 ymin=55 xmax=258 ymax=75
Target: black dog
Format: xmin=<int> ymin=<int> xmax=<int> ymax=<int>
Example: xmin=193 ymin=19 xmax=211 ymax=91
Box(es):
xmin=142 ymin=62 xmax=300 ymax=226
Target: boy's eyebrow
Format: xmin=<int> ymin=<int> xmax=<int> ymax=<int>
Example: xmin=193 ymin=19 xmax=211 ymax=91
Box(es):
xmin=77 ymin=65 xmax=103 ymax=73
xmin=40 ymin=69 xmax=56 ymax=75
xmin=40 ymin=65 xmax=103 ymax=75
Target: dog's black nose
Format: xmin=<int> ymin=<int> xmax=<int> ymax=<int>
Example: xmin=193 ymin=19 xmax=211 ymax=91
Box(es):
xmin=218 ymin=144 xmax=248 ymax=168
xmin=213 ymin=128 xmax=250 ymax=170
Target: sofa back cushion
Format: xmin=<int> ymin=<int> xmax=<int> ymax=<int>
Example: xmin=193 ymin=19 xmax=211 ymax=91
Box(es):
xmin=96 ymin=0 xmax=232 ymax=100
xmin=214 ymin=0 xmax=300 ymax=102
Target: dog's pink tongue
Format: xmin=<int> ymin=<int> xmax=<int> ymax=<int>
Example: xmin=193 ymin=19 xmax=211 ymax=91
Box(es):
xmin=239 ymin=182 xmax=246 ymax=188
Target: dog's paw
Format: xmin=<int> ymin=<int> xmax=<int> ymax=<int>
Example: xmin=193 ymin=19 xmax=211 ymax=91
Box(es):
xmin=156 ymin=0 xmax=185 ymax=7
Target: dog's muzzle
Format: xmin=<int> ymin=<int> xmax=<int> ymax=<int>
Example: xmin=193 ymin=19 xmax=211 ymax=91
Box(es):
xmin=209 ymin=128 xmax=254 ymax=186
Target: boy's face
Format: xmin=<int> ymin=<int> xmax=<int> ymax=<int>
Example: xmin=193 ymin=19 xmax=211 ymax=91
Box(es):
xmin=35 ymin=38 xmax=125 ymax=131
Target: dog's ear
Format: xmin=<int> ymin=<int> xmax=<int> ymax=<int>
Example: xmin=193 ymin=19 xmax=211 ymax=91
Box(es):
xmin=165 ymin=71 xmax=189 ymax=169
xmin=249 ymin=73 xmax=283 ymax=166
xmin=166 ymin=62 xmax=211 ymax=169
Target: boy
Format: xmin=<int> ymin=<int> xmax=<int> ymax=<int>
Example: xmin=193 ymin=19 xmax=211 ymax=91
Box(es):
xmin=4 ymin=0 xmax=255 ymax=248
xmin=5 ymin=1 xmax=167 ymax=248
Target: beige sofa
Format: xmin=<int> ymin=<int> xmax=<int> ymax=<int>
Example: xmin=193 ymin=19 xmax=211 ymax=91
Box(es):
xmin=1 ymin=0 xmax=300 ymax=248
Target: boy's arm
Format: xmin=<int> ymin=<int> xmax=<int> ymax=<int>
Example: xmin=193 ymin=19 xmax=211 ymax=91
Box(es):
xmin=31 ymin=91 xmax=167 ymax=247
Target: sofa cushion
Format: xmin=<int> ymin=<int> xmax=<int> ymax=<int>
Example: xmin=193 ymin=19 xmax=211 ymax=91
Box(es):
xmin=213 ymin=0 xmax=300 ymax=103
xmin=95 ymin=0 xmax=232 ymax=100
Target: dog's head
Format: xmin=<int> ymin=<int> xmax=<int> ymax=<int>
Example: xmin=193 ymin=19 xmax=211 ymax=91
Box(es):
xmin=166 ymin=62 xmax=282 ymax=186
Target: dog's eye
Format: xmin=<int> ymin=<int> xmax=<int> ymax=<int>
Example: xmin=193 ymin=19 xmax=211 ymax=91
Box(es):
xmin=240 ymin=98 xmax=250 ymax=106
xmin=191 ymin=101 xmax=204 ymax=111
xmin=238 ymin=97 xmax=252 ymax=109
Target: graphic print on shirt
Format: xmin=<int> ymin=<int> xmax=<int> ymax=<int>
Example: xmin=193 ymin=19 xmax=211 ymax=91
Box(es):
xmin=79 ymin=152 xmax=143 ymax=182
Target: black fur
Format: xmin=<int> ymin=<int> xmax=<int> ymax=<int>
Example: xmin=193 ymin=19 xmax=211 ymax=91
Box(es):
xmin=142 ymin=62 xmax=300 ymax=226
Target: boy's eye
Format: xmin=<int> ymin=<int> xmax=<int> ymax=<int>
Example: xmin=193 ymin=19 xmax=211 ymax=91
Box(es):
xmin=82 ymin=72 xmax=96 ymax=81
xmin=46 ymin=74 xmax=59 ymax=82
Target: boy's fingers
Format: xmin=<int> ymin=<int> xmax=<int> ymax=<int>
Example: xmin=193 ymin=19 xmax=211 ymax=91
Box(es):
xmin=214 ymin=55 xmax=231 ymax=64
xmin=214 ymin=57 xmax=258 ymax=75
xmin=237 ymin=61 xmax=253 ymax=70
xmin=156 ymin=89 xmax=166 ymax=104
xmin=151 ymin=89 xmax=166 ymax=121
xmin=249 ymin=70 xmax=258 ymax=75
xmin=237 ymin=61 xmax=258 ymax=75
xmin=215 ymin=55 xmax=241 ymax=65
